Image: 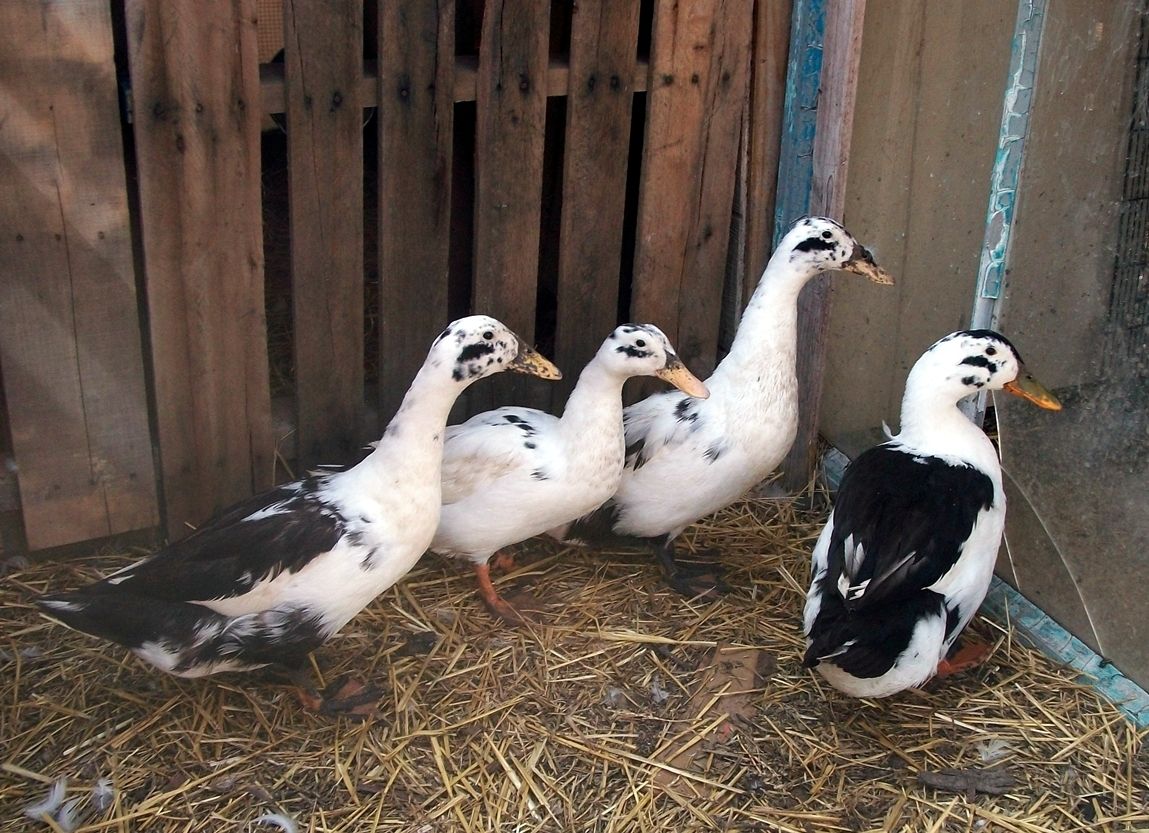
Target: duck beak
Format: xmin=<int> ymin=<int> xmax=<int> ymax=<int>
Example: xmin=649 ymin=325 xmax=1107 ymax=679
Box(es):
xmin=507 ymin=343 xmax=562 ymax=380
xmin=842 ymin=243 xmax=895 ymax=285
xmin=1003 ymin=367 xmax=1062 ymax=411
xmin=655 ymin=357 xmax=709 ymax=399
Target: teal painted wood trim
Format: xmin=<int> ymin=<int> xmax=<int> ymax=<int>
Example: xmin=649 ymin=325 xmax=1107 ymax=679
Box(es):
xmin=982 ymin=577 xmax=1149 ymax=728
xmin=773 ymin=0 xmax=824 ymax=246
xmin=973 ymin=0 xmax=1048 ymax=315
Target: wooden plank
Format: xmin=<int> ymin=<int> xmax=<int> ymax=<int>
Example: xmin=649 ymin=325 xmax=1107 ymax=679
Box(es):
xmin=781 ymin=0 xmax=867 ymax=489
xmin=677 ymin=2 xmax=754 ymax=377
xmin=377 ymin=0 xmax=455 ymax=426
xmin=284 ymin=0 xmax=364 ymax=467
xmin=127 ymin=0 xmax=273 ymax=536
xmin=259 ymin=57 xmax=652 ymax=115
xmin=471 ymin=0 xmax=552 ymax=413
xmin=742 ymin=0 xmax=793 ymax=305
xmin=633 ymin=0 xmax=754 ymax=378
xmin=552 ymin=0 xmax=641 ymax=403
xmin=0 ymin=0 xmax=159 ymax=550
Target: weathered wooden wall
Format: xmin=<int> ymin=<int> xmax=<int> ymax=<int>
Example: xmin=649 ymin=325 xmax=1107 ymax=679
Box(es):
xmin=0 ymin=0 xmax=796 ymax=549
xmin=0 ymin=0 xmax=159 ymax=550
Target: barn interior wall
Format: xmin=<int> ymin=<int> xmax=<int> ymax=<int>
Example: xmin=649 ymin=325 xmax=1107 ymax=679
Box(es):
xmin=821 ymin=0 xmax=1015 ymax=455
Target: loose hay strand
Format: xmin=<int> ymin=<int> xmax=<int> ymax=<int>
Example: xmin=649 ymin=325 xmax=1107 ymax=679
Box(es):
xmin=1 ymin=494 xmax=1146 ymax=832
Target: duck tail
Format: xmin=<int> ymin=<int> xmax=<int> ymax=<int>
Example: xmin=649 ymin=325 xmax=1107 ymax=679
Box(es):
xmin=37 ymin=590 xmax=216 ymax=650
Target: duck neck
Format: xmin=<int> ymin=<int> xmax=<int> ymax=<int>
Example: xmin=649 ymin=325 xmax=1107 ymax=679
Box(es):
xmin=558 ymin=360 xmax=626 ymax=447
xmin=348 ymin=365 xmax=461 ymax=489
xmin=711 ymin=252 xmax=815 ymax=389
xmin=896 ymin=373 xmax=998 ymax=471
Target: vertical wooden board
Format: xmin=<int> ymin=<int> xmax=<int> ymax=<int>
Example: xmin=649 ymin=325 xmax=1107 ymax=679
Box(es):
xmin=677 ymin=1 xmax=753 ymax=377
xmin=781 ymin=0 xmax=866 ymax=488
xmin=631 ymin=0 xmax=711 ymax=351
xmin=378 ymin=0 xmax=454 ymax=426
xmin=127 ymin=0 xmax=273 ymax=536
xmin=0 ymin=0 xmax=159 ymax=550
xmin=471 ymin=0 xmax=551 ymax=413
xmin=553 ymin=0 xmax=641 ymax=401
xmin=742 ymin=0 xmax=793 ymax=304
xmin=632 ymin=0 xmax=750 ymax=378
xmin=285 ymin=0 xmax=365 ymax=467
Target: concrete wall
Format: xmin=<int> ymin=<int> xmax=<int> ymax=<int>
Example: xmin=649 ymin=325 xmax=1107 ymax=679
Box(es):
xmin=823 ymin=1 xmax=1015 ymax=453
xmin=823 ymin=0 xmax=1148 ymax=686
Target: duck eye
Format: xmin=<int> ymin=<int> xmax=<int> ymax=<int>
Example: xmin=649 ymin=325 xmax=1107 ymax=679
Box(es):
xmin=482 ymin=330 xmax=494 ymax=340
xmin=821 ymin=230 xmax=832 ymax=239
xmin=635 ymin=339 xmax=646 ymax=348
xmin=985 ymin=346 xmax=997 ymax=356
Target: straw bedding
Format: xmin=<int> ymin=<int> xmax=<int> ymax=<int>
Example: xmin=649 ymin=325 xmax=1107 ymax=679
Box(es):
xmin=2 ymin=493 xmax=1146 ymax=832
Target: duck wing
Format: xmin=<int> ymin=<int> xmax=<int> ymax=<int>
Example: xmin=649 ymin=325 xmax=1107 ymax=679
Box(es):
xmin=621 ymin=390 xmax=703 ymax=471
xmin=440 ymin=407 xmax=560 ymax=504
xmin=88 ymin=478 xmax=347 ymax=604
xmin=827 ymin=444 xmax=995 ymax=612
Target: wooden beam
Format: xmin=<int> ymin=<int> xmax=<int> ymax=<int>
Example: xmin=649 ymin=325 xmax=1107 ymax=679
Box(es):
xmin=470 ymin=0 xmax=552 ymax=414
xmin=259 ymin=57 xmax=651 ymax=116
xmin=284 ymin=0 xmax=365 ymax=467
xmin=377 ymin=0 xmax=455 ymax=427
xmin=780 ymin=0 xmax=868 ymax=490
xmin=742 ymin=0 xmax=793 ymax=305
xmin=127 ymin=0 xmax=273 ymax=536
xmin=552 ymin=0 xmax=641 ymax=405
xmin=0 ymin=0 xmax=159 ymax=549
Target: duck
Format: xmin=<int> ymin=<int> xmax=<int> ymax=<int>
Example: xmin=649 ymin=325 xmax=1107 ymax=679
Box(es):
xmin=554 ymin=217 xmax=894 ymax=597
xmin=802 ymin=329 xmax=1062 ymax=698
xmin=37 ymin=316 xmax=561 ymax=714
xmin=431 ymin=324 xmax=709 ymax=622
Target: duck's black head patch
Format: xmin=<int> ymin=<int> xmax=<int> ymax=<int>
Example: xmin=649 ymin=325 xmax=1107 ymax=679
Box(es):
xmin=795 ymin=236 xmax=837 ymax=253
xmin=452 ymin=342 xmax=498 ymax=380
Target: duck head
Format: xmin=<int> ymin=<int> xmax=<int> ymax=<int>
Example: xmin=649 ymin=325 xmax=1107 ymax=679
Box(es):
xmin=432 ymin=315 xmax=562 ymax=385
xmin=600 ymin=324 xmax=709 ymax=398
xmin=780 ymin=216 xmax=895 ymax=285
xmin=911 ymin=329 xmax=1062 ymax=410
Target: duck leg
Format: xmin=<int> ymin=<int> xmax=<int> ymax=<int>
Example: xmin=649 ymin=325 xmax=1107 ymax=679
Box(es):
xmin=474 ymin=558 xmax=537 ymax=624
xmin=491 ymin=551 xmax=517 ymax=573
xmin=654 ymin=535 xmax=730 ymax=599
xmin=288 ymin=664 xmax=382 ymax=718
xmin=935 ymin=640 xmax=993 ymax=678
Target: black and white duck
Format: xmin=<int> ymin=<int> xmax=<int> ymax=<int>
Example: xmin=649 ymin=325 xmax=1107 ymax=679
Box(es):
xmin=37 ymin=316 xmax=561 ymax=714
xmin=431 ymin=324 xmax=708 ymax=622
xmin=554 ymin=217 xmax=894 ymax=597
xmin=802 ymin=329 xmax=1061 ymax=698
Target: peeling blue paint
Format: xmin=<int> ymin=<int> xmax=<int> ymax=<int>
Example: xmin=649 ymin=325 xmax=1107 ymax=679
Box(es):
xmin=974 ymin=0 xmax=1048 ymax=310
xmin=774 ymin=0 xmax=825 ymax=246
xmin=982 ymin=577 xmax=1149 ymax=728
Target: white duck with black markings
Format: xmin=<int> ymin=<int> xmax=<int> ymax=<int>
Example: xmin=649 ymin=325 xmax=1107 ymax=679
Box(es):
xmin=555 ymin=217 xmax=894 ymax=597
xmin=38 ymin=315 xmax=561 ymax=715
xmin=432 ymin=324 xmax=709 ymax=622
xmin=803 ymin=330 xmax=1061 ymax=698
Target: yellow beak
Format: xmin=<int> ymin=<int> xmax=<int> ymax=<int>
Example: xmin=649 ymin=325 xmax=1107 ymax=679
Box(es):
xmin=1003 ymin=367 xmax=1061 ymax=411
xmin=655 ymin=358 xmax=709 ymax=399
xmin=507 ymin=343 xmax=562 ymax=380
xmin=842 ymin=243 xmax=895 ymax=286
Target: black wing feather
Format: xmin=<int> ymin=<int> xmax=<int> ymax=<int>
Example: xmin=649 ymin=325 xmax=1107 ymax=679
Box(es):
xmin=89 ymin=476 xmax=347 ymax=603
xmin=828 ymin=444 xmax=994 ymax=611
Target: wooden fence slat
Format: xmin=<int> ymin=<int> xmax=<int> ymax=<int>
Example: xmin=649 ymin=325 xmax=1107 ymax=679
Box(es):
xmin=127 ymin=0 xmax=273 ymax=536
xmin=677 ymin=2 xmax=754 ymax=377
xmin=782 ymin=0 xmax=867 ymax=489
xmin=377 ymin=0 xmax=454 ymax=426
xmin=742 ymin=0 xmax=793 ymax=304
xmin=552 ymin=0 xmax=641 ymax=402
xmin=632 ymin=0 xmax=753 ymax=379
xmin=0 ymin=0 xmax=159 ymax=549
xmin=471 ymin=0 xmax=552 ymax=413
xmin=284 ymin=0 xmax=365 ymax=467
